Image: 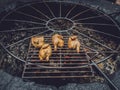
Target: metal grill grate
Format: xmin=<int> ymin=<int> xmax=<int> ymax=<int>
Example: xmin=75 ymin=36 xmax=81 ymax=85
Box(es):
xmin=22 ymin=34 xmax=95 ymax=81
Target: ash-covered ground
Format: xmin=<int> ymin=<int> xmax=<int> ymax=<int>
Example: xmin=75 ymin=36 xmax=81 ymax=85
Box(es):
xmin=1 ymin=69 xmax=120 ymax=90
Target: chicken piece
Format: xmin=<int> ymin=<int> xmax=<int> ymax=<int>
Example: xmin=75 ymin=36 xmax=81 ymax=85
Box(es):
xmin=31 ymin=36 xmax=44 ymax=48
xmin=68 ymin=35 xmax=80 ymax=53
xmin=52 ymin=34 xmax=64 ymax=51
xmin=39 ymin=43 xmax=52 ymax=61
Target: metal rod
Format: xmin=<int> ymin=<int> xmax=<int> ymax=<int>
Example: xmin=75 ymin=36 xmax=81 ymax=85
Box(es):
xmin=25 ymin=66 xmax=90 ymax=69
xmin=92 ymin=61 xmax=118 ymax=90
xmin=29 ymin=5 xmax=51 ymax=20
xmin=27 ymin=60 xmax=87 ymax=62
xmin=74 ymin=30 xmax=114 ymax=51
xmin=24 ymin=71 xmax=91 ymax=74
xmin=26 ymin=63 xmax=88 ymax=65
xmin=0 ymin=27 xmax=47 ymax=33
xmin=6 ymin=29 xmax=50 ymax=48
xmin=44 ymin=1 xmax=55 ymax=18
xmin=71 ymin=8 xmax=91 ymax=20
xmin=74 ymin=14 xmax=110 ymax=22
xmin=29 ymin=50 xmax=120 ymax=54
xmin=96 ymin=45 xmax=120 ymax=64
xmin=28 ymin=53 xmax=87 ymax=55
xmin=22 ymin=40 xmax=32 ymax=78
xmin=16 ymin=11 xmax=47 ymax=22
xmin=0 ymin=43 xmax=26 ymax=63
xmin=75 ymin=22 xmax=115 ymax=27
xmin=65 ymin=4 xmax=77 ymax=18
xmin=27 ymin=57 xmax=86 ymax=59
xmin=4 ymin=19 xmax=46 ymax=25
xmin=76 ymin=27 xmax=120 ymax=39
xmin=23 ymin=75 xmax=94 ymax=79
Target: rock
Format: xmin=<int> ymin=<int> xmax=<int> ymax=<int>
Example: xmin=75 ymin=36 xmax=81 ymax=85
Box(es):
xmin=0 ymin=70 xmax=57 ymax=90
xmin=112 ymin=70 xmax=120 ymax=89
xmin=0 ymin=70 xmax=13 ymax=90
xmin=59 ymin=83 xmax=111 ymax=90
xmin=0 ymin=69 xmax=113 ymax=90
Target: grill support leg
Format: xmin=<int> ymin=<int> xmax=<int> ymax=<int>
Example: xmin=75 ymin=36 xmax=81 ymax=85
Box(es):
xmin=92 ymin=61 xmax=118 ymax=90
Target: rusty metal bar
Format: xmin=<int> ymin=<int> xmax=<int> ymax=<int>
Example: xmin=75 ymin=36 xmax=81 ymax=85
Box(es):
xmin=26 ymin=63 xmax=88 ymax=65
xmin=24 ymin=71 xmax=91 ymax=74
xmin=22 ymin=40 xmax=33 ymax=78
xmin=25 ymin=66 xmax=90 ymax=69
xmin=23 ymin=75 xmax=94 ymax=79
xmin=28 ymin=59 xmax=86 ymax=61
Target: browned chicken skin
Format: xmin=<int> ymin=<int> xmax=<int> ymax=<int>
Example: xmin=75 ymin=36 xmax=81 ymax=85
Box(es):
xmin=68 ymin=35 xmax=81 ymax=53
xmin=31 ymin=36 xmax=44 ymax=48
xmin=39 ymin=43 xmax=52 ymax=61
xmin=52 ymin=34 xmax=64 ymax=51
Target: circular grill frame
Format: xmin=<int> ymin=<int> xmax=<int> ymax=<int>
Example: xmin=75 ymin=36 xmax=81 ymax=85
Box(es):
xmin=0 ymin=1 xmax=120 ymax=70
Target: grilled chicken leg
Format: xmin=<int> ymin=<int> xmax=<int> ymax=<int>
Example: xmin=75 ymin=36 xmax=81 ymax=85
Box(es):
xmin=68 ymin=35 xmax=80 ymax=53
xmin=52 ymin=34 xmax=64 ymax=51
xmin=31 ymin=36 xmax=44 ymax=48
xmin=39 ymin=43 xmax=52 ymax=61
